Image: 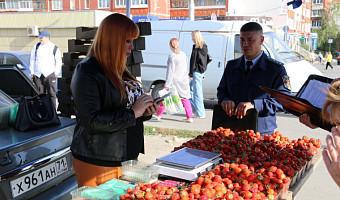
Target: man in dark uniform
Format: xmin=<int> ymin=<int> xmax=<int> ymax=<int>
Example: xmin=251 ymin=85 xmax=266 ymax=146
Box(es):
xmin=217 ymin=22 xmax=291 ymax=135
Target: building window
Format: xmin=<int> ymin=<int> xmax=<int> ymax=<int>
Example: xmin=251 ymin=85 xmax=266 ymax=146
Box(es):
xmin=98 ymin=0 xmax=109 ymax=8
xmin=32 ymin=0 xmax=46 ymax=10
xmin=52 ymin=0 xmax=62 ymax=10
xmin=312 ymin=20 xmax=321 ymax=28
xmin=306 ymin=8 xmax=310 ymax=18
xmin=312 ymin=9 xmax=322 ymax=17
xmin=19 ymin=0 xmax=33 ymax=9
xmin=313 ymin=0 xmax=323 ymax=4
xmin=171 ymin=0 xmax=188 ymax=8
xmin=6 ymin=0 xmax=19 ymax=9
xmin=115 ymin=0 xmax=148 ymax=7
xmin=85 ymin=0 xmax=89 ymax=9
xmin=0 ymin=1 xmax=5 ymax=9
xmin=171 ymin=0 xmax=225 ymax=8
xmin=70 ymin=0 xmax=75 ymax=9
xmin=195 ymin=0 xmax=226 ymax=6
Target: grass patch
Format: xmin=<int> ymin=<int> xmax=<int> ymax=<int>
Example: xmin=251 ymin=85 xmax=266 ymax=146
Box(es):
xmin=144 ymin=126 xmax=204 ymax=138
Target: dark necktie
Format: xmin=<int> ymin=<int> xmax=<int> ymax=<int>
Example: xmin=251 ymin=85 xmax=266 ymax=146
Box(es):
xmin=246 ymin=61 xmax=253 ymax=75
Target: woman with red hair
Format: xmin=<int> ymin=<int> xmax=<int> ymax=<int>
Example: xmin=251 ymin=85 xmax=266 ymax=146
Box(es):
xmin=154 ymin=38 xmax=194 ymax=123
xmin=70 ymin=13 xmax=159 ymax=187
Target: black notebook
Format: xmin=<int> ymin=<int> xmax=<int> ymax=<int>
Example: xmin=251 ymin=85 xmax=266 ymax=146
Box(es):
xmin=260 ymin=74 xmax=333 ymax=132
xmin=211 ymin=104 xmax=258 ymax=132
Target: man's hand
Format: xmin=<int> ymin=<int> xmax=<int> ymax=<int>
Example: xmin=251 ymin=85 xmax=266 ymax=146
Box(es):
xmin=221 ymin=100 xmax=235 ymax=117
xmin=323 ymin=126 xmax=340 ymax=188
xmin=234 ymin=102 xmax=254 ymax=119
xmin=299 ymin=113 xmax=318 ymax=129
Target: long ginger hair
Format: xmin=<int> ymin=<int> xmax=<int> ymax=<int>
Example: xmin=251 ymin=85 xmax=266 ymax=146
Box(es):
xmin=88 ymin=13 xmax=140 ymax=100
xmin=169 ymin=38 xmax=180 ymax=54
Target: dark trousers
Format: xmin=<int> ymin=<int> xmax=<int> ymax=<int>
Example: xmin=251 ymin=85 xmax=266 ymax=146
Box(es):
xmin=33 ymin=73 xmax=57 ymax=108
xmin=326 ymin=62 xmax=333 ymax=70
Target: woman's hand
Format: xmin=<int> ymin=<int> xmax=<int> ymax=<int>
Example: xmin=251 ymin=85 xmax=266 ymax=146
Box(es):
xmin=323 ymin=126 xmax=340 ymax=188
xmin=132 ymin=94 xmax=154 ymax=118
xmin=143 ymin=102 xmax=160 ymax=117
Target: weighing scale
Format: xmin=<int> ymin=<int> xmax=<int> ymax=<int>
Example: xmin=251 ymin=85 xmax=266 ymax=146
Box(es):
xmin=153 ymin=147 xmax=224 ymax=181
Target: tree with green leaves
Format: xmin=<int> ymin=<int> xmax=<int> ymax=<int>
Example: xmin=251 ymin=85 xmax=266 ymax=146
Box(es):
xmin=311 ymin=1 xmax=340 ymax=53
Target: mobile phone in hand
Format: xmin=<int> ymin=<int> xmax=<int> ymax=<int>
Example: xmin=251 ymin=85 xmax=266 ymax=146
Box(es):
xmin=154 ymin=93 xmax=171 ymax=103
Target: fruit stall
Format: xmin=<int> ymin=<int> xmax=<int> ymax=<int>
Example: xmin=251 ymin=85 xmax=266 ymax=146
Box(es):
xmin=70 ymin=127 xmax=322 ymax=200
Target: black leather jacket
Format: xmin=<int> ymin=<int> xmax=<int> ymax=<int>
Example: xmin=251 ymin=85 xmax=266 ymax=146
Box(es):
xmin=70 ymin=56 xmax=149 ymax=165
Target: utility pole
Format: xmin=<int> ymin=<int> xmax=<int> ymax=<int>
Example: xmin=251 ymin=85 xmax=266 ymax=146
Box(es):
xmin=126 ymin=0 xmax=131 ymax=18
xmin=189 ymin=0 xmax=195 ymax=21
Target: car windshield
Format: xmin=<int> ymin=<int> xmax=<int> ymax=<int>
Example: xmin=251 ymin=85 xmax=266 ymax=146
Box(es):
xmin=18 ymin=54 xmax=31 ymax=66
xmin=263 ymin=32 xmax=304 ymax=64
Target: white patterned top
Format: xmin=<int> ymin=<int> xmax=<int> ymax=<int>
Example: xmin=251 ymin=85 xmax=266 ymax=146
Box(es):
xmin=124 ymin=80 xmax=144 ymax=109
xmin=165 ymin=51 xmax=191 ymax=99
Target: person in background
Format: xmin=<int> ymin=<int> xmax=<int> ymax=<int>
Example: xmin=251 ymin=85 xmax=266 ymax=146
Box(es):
xmin=326 ymin=51 xmax=334 ymax=70
xmin=318 ymin=51 xmax=323 ymax=64
xmin=70 ymin=13 xmax=159 ymax=187
xmin=154 ymin=38 xmax=194 ymax=123
xmin=217 ymin=22 xmax=291 ymax=136
xmin=189 ymin=30 xmax=208 ymax=119
xmin=310 ymin=50 xmax=316 ymax=64
xmin=29 ymin=30 xmax=62 ymax=108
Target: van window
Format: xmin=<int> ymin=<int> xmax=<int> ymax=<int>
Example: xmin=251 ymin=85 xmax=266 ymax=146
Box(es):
xmin=263 ymin=32 xmax=304 ymax=64
xmin=234 ymin=35 xmax=271 ymax=59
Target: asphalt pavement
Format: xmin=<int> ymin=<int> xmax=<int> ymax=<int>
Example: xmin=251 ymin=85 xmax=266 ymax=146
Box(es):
xmin=142 ymin=60 xmax=340 ymax=200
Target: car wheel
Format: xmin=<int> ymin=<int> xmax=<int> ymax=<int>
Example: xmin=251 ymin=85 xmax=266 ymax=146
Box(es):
xmin=151 ymin=83 xmax=165 ymax=99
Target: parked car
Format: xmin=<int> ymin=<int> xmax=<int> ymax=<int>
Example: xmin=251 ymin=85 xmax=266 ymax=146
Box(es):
xmin=0 ymin=64 xmax=77 ymax=200
xmin=0 ymin=51 xmax=31 ymax=77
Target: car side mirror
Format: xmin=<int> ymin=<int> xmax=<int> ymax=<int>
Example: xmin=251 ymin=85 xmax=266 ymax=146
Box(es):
xmin=16 ymin=63 xmax=25 ymax=70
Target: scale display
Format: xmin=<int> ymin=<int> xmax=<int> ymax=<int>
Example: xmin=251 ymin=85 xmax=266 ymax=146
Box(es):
xmin=156 ymin=147 xmax=221 ymax=169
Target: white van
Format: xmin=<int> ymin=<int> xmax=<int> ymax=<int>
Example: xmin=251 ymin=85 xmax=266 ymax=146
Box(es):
xmin=141 ymin=20 xmax=322 ymax=99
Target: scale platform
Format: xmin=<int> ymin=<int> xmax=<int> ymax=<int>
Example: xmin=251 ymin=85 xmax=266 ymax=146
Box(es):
xmin=154 ymin=157 xmax=224 ymax=181
xmin=156 ymin=147 xmax=221 ymax=169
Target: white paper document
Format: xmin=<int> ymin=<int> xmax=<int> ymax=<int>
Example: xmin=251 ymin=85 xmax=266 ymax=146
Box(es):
xmin=297 ymin=80 xmax=330 ymax=109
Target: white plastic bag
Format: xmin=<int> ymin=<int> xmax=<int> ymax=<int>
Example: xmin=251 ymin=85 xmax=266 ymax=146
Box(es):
xmin=158 ymin=86 xmax=183 ymax=114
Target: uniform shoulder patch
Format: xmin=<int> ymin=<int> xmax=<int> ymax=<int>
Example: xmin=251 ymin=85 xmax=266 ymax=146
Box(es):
xmin=266 ymin=57 xmax=284 ymax=67
xmin=282 ymin=75 xmax=291 ymax=90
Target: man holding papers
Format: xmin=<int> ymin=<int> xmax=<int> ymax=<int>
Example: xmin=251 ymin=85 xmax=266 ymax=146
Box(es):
xmin=217 ymin=22 xmax=291 ymax=136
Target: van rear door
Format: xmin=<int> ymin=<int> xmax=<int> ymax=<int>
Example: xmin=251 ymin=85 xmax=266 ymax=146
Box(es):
xmin=179 ymin=32 xmax=228 ymax=99
xmin=141 ymin=31 xmax=180 ymax=95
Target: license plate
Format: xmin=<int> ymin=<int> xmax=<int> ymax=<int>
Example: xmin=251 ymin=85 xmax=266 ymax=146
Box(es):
xmin=10 ymin=157 xmax=68 ymax=198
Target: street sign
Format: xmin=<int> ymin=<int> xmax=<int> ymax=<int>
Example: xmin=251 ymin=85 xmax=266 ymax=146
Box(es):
xmin=306 ymin=32 xmax=311 ymax=37
xmin=313 ymin=39 xmax=317 ymax=51
xmin=311 ymin=33 xmax=318 ymax=39
xmin=328 ymin=39 xmax=333 ymax=43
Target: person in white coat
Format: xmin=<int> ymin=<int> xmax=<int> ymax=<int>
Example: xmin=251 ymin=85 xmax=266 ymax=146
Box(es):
xmin=29 ymin=30 xmax=62 ymax=107
xmin=154 ymin=38 xmax=194 ymax=123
